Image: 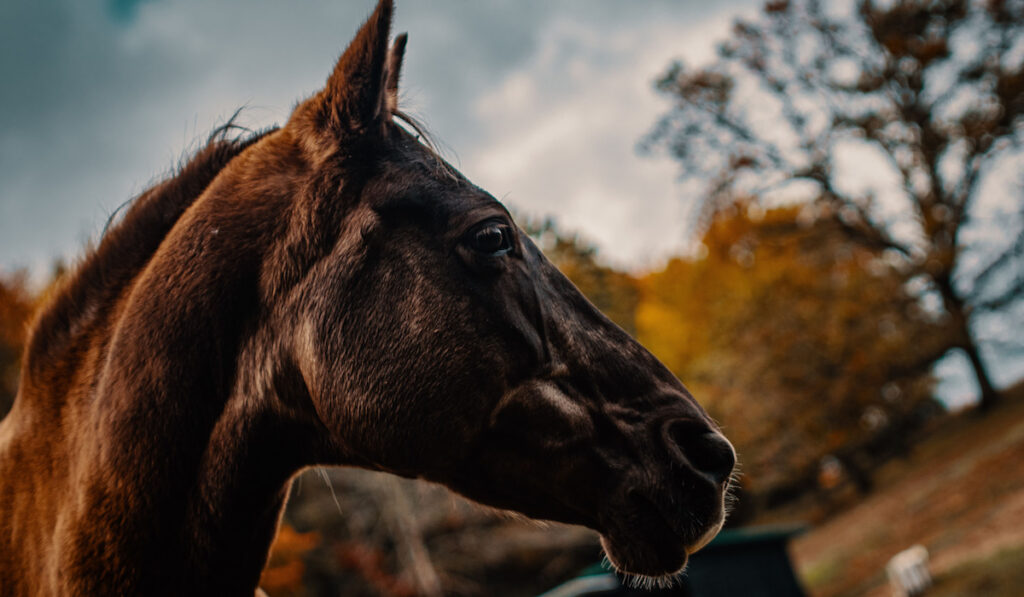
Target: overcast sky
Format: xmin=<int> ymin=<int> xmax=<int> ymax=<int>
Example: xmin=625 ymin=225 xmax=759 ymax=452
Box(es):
xmin=2 ymin=0 xmax=1019 ymax=406
xmin=0 ymin=0 xmax=757 ymax=275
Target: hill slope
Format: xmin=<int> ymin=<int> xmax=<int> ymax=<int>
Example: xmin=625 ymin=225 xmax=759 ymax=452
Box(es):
xmin=789 ymin=383 xmax=1024 ymax=597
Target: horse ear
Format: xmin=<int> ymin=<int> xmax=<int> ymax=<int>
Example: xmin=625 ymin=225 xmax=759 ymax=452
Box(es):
xmin=300 ymin=0 xmax=394 ymax=142
xmin=385 ymin=33 xmax=408 ymax=114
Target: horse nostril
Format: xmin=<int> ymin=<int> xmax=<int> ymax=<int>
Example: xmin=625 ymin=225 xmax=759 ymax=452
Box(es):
xmin=665 ymin=420 xmax=736 ymax=485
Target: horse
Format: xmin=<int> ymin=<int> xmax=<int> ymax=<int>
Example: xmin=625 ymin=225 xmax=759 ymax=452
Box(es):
xmin=0 ymin=1 xmax=736 ymax=594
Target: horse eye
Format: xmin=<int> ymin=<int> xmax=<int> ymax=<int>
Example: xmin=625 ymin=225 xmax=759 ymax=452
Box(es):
xmin=470 ymin=223 xmax=513 ymax=256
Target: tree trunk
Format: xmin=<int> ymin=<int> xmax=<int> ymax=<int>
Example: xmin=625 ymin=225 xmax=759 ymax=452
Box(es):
xmin=941 ymin=281 xmax=1001 ymax=412
xmin=961 ymin=334 xmax=1000 ymax=412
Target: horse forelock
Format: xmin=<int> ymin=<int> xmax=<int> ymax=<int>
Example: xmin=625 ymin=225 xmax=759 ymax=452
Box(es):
xmin=392 ymin=111 xmax=464 ymax=184
xmin=23 ymin=124 xmax=276 ymax=380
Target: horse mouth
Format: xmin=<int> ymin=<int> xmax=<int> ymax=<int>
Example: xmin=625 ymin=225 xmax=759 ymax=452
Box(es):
xmin=598 ymin=490 xmax=725 ymax=577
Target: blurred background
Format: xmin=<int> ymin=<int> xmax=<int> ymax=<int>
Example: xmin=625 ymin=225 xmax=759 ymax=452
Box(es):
xmin=2 ymin=0 xmax=1023 ymax=595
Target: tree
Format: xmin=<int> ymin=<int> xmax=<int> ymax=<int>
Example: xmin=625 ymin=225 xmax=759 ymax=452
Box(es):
xmin=636 ymin=202 xmax=946 ymax=502
xmin=644 ymin=0 xmax=1024 ymax=411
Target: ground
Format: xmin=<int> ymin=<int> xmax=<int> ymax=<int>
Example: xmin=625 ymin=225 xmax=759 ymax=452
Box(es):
xmin=783 ymin=382 xmax=1024 ymax=597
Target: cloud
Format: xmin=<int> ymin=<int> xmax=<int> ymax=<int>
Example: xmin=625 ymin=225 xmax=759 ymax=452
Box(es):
xmin=456 ymin=8 xmax=744 ymax=268
xmin=0 ymin=0 xmax=754 ymax=272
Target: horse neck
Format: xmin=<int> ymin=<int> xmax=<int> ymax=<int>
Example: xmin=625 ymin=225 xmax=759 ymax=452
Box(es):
xmin=21 ymin=190 xmax=324 ymax=595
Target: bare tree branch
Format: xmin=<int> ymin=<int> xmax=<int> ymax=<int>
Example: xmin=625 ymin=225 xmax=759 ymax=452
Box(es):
xmin=645 ymin=0 xmax=1024 ymax=409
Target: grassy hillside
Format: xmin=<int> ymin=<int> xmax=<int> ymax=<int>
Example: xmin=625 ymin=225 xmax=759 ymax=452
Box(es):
xmin=786 ymin=382 xmax=1024 ymax=597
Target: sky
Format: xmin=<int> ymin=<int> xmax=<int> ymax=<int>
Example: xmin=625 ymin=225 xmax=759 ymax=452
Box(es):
xmin=0 ymin=0 xmax=1019 ymax=407
xmin=0 ymin=0 xmax=756 ymax=275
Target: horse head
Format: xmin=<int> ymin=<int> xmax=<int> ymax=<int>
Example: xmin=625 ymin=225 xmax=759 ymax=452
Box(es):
xmin=226 ymin=0 xmax=737 ymax=578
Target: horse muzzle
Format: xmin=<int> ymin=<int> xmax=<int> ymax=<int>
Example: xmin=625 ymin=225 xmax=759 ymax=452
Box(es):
xmin=598 ymin=417 xmax=735 ymax=577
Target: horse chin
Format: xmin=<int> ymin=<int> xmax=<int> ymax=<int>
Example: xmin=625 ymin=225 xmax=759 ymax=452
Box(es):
xmin=597 ymin=491 xmax=726 ymax=579
xmin=599 ymin=531 xmax=689 ymax=579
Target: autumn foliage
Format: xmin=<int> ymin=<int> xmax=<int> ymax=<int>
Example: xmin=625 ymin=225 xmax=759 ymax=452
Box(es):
xmin=531 ymin=204 xmax=946 ymax=509
xmin=0 ymin=272 xmax=35 ymax=418
xmin=260 ymin=525 xmax=322 ymax=597
xmin=633 ymin=203 xmax=945 ymax=503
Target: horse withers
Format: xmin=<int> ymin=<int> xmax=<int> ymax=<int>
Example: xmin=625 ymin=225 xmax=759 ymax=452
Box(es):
xmin=0 ymin=1 xmax=736 ymax=594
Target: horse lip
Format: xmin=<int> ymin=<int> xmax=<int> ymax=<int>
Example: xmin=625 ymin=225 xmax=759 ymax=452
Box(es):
xmin=686 ymin=516 xmax=725 ymax=555
xmin=625 ymin=490 xmax=723 ymax=555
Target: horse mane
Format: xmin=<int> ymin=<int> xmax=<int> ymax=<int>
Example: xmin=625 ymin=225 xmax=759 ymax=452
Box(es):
xmin=23 ymin=123 xmax=276 ymax=379
xmin=21 ymin=110 xmax=445 ymax=384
